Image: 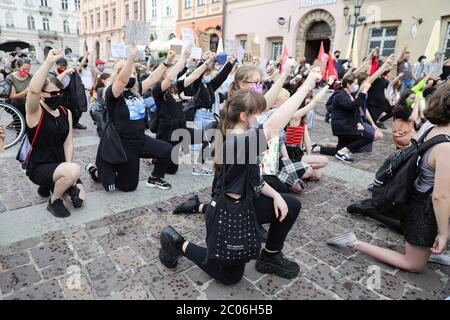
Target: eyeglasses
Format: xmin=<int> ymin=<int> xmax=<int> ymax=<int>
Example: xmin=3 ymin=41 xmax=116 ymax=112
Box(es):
xmin=244 ymin=81 xmax=263 ymax=86
xmin=43 ymin=90 xmax=62 ymax=97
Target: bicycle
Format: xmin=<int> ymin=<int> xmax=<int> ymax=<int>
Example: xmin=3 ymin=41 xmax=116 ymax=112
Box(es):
xmin=0 ymin=98 xmax=26 ymax=150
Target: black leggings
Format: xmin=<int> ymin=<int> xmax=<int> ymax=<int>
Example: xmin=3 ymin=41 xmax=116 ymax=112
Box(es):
xmin=98 ymin=136 xmax=172 ymax=192
xmin=184 ymin=193 xmax=301 ymax=285
xmin=320 ymin=132 xmax=374 ymax=155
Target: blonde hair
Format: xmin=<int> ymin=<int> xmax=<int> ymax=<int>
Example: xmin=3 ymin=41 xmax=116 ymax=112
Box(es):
xmin=107 ymin=60 xmax=140 ymax=97
xmin=228 ymin=66 xmax=263 ymax=99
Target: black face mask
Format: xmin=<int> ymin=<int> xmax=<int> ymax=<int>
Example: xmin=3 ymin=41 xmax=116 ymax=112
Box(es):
xmin=43 ymin=95 xmax=64 ymax=110
xmin=126 ymin=78 xmax=136 ymax=89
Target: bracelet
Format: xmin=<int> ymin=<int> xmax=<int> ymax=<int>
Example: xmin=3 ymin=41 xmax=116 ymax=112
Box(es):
xmin=163 ymin=62 xmax=172 ymax=67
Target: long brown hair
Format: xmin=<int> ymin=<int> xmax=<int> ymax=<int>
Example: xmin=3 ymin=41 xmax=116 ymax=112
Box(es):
xmin=215 ymin=89 xmax=267 ymax=172
xmin=228 ymin=66 xmax=262 ymax=99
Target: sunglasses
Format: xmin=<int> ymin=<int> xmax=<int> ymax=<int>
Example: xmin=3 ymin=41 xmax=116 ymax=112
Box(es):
xmin=43 ymin=90 xmax=62 ymax=97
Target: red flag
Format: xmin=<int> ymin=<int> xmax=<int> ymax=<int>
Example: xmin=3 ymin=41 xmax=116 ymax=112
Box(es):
xmin=317 ymin=41 xmax=327 ymax=80
xmin=280 ymin=46 xmax=289 ymax=73
xmin=370 ymin=51 xmax=379 ymax=76
xmin=327 ymin=51 xmax=339 ymax=80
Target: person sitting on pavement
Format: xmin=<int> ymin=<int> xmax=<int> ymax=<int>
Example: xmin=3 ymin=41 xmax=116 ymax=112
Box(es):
xmin=157 ymin=66 xmax=322 ymax=285
xmin=327 ymin=84 xmax=450 ymax=270
xmin=24 ymin=49 xmax=86 ymax=218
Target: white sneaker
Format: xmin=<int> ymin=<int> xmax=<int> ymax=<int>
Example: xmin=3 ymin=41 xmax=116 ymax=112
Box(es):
xmin=428 ymin=253 xmax=450 ymax=266
xmin=327 ymin=231 xmax=358 ymax=247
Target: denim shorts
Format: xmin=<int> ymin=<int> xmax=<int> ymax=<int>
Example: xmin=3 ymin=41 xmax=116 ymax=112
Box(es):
xmin=191 ymin=109 xmax=215 ymax=151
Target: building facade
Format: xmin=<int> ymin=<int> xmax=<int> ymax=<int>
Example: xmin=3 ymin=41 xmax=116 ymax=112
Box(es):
xmin=176 ymin=0 xmax=223 ymax=52
xmin=146 ymin=0 xmax=177 ymax=43
xmin=337 ymin=0 xmax=450 ymax=64
xmin=225 ymin=0 xmax=346 ymax=63
xmin=0 ymin=0 xmax=81 ymax=63
xmin=81 ymin=0 xmax=145 ymax=61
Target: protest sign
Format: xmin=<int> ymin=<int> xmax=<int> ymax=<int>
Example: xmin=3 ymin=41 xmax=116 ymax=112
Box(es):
xmin=250 ymin=42 xmax=260 ymax=57
xmin=198 ymin=31 xmax=211 ymax=53
xmin=181 ymin=28 xmax=196 ymax=49
xmin=225 ymin=39 xmax=235 ymax=54
xmin=111 ymin=44 xmax=127 ymax=58
xmin=191 ymin=47 xmax=203 ymax=60
xmin=243 ymin=53 xmax=254 ymax=64
xmin=170 ymin=44 xmax=183 ymax=55
xmin=237 ymin=45 xmax=245 ymax=64
xmin=125 ymin=21 xmax=151 ymax=45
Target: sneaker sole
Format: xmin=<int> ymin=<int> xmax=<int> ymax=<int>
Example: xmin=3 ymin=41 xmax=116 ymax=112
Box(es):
xmin=255 ymin=260 xmax=300 ymax=279
xmin=335 ymin=154 xmax=354 ymax=164
xmin=428 ymin=256 xmax=450 ymax=266
xmin=327 ymin=231 xmax=355 ymax=245
xmin=146 ymin=182 xmax=171 ymax=190
xmin=191 ymin=172 xmax=214 ymax=176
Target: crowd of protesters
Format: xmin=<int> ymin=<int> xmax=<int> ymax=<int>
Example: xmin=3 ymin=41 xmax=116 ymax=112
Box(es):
xmin=0 ymin=40 xmax=449 ymax=285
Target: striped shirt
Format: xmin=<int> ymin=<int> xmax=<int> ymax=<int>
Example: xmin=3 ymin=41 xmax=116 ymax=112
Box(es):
xmin=285 ymin=125 xmax=305 ymax=145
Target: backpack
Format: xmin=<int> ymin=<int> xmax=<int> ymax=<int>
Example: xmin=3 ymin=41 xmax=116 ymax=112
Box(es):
xmin=65 ymin=72 xmax=88 ymax=113
xmin=0 ymin=80 xmax=11 ymax=98
xmin=325 ymin=89 xmax=339 ymax=114
xmin=371 ymin=128 xmax=450 ymax=219
xmin=89 ymin=100 xmax=108 ymax=138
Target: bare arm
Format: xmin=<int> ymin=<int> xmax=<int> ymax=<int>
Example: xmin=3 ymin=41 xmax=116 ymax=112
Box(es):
xmin=280 ymin=144 xmax=290 ymax=159
xmin=304 ymin=126 xmax=312 ymax=156
xmin=56 ymin=67 xmax=75 ymax=84
xmin=141 ymin=50 xmax=177 ymax=93
xmin=9 ymin=85 xmax=28 ymax=100
xmin=111 ymin=44 xmax=138 ymax=98
xmin=160 ymin=46 xmax=192 ymax=92
xmin=292 ymin=83 xmax=332 ymax=121
xmin=75 ymin=51 xmax=89 ymax=73
xmin=64 ymin=110 xmax=74 ymax=162
xmin=26 ymin=50 xmax=64 ymax=120
xmin=264 ymin=58 xmax=297 ymax=109
xmin=264 ymin=68 xmax=322 ymax=139
xmin=183 ymin=50 xmax=214 ymax=88
xmin=366 ymin=55 xmax=395 ymax=85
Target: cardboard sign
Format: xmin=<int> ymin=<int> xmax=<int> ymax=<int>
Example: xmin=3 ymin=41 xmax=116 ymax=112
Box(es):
xmin=170 ymin=44 xmax=183 ymax=55
xmin=250 ymin=42 xmax=260 ymax=57
xmin=243 ymin=53 xmax=254 ymax=64
xmin=111 ymin=44 xmax=127 ymax=58
xmin=181 ymin=28 xmax=196 ymax=49
xmin=190 ymin=47 xmax=203 ymax=60
xmin=237 ymin=45 xmax=245 ymax=64
xmin=225 ymin=39 xmax=235 ymax=54
xmin=198 ymin=31 xmax=211 ymax=53
xmin=125 ymin=21 xmax=152 ymax=46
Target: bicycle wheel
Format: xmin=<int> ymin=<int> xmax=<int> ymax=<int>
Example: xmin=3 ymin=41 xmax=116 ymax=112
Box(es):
xmin=0 ymin=102 xmax=26 ymax=150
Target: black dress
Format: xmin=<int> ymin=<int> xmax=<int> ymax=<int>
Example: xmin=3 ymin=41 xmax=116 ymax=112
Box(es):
xmin=26 ymin=107 xmax=69 ymax=190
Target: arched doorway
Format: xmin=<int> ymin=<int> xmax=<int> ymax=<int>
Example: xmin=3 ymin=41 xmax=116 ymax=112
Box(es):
xmin=305 ymin=21 xmax=331 ymax=63
xmin=295 ymin=9 xmax=336 ymax=63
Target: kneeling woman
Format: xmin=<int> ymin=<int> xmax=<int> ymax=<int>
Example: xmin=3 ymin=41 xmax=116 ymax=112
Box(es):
xmin=25 ymin=50 xmax=85 ymax=218
xmin=87 ymin=44 xmax=174 ymax=191
xmin=158 ymin=68 xmax=322 ymax=285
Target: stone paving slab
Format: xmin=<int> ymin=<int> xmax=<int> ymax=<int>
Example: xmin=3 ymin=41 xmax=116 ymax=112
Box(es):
xmin=0 ymin=118 xmax=448 ymax=300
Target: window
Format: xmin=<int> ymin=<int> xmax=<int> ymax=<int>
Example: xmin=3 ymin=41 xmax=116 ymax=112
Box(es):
xmin=96 ymin=12 xmax=101 ymax=29
xmin=151 ymin=0 xmax=157 ymax=19
xmin=27 ymin=16 xmax=36 ymax=30
xmin=63 ymin=20 xmax=70 ymax=33
xmin=367 ymin=27 xmax=398 ymax=57
xmin=444 ymin=23 xmax=450 ymax=58
xmin=212 ymin=0 xmax=221 ymax=3
xmin=240 ymin=39 xmax=247 ymax=50
xmin=198 ymin=0 xmax=205 ymax=5
xmin=5 ymin=12 xmax=14 ymax=28
xmin=42 ymin=17 xmax=50 ymax=31
xmin=271 ymin=40 xmax=283 ymax=60
xmin=90 ymin=14 xmax=94 ymax=30
xmin=84 ymin=15 xmax=87 ymax=31
xmin=134 ymin=1 xmax=138 ymax=20
xmin=76 ymin=22 xmax=80 ymax=35
xmin=105 ymin=10 xmax=109 ymax=27
xmin=74 ymin=0 xmax=80 ymax=11
xmin=61 ymin=0 xmax=68 ymax=10
xmin=166 ymin=5 xmax=172 ymax=17
xmin=125 ymin=4 xmax=129 ymax=21
xmin=40 ymin=0 xmax=48 ymax=6
xmin=112 ymin=8 xmax=116 ymax=26
xmin=185 ymin=0 xmax=192 ymax=9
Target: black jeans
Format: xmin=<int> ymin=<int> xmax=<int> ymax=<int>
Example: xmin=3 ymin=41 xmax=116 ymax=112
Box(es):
xmin=184 ymin=193 xmax=301 ymax=285
xmin=320 ymin=132 xmax=374 ymax=155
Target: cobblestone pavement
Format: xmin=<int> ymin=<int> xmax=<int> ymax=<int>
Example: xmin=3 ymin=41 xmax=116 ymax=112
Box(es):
xmin=0 ymin=114 xmax=448 ymax=300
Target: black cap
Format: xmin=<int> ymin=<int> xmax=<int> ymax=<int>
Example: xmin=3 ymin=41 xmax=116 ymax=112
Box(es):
xmin=56 ymin=58 xmax=68 ymax=66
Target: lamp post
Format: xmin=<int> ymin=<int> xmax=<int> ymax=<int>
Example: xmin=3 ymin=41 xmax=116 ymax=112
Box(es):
xmin=344 ymin=0 xmax=366 ymax=53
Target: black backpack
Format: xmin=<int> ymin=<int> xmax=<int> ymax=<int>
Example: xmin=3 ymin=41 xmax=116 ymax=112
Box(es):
xmin=372 ymin=128 xmax=450 ymax=219
xmin=66 ymin=72 xmax=88 ymax=113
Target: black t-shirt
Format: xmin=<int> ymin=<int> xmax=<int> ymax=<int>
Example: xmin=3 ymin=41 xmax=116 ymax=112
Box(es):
xmin=152 ymin=80 xmax=186 ymax=122
xmin=105 ymin=86 xmax=146 ymax=141
xmin=367 ymin=77 xmax=389 ymax=109
xmin=212 ymin=127 xmax=268 ymax=199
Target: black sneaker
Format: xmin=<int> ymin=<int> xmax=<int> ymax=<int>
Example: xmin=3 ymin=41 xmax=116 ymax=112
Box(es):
xmin=335 ymin=151 xmax=354 ymax=163
xmin=159 ymin=226 xmax=185 ymax=269
xmin=47 ymin=199 xmax=71 ymax=218
xmin=85 ymin=163 xmax=98 ymax=182
xmin=37 ymin=186 xmax=51 ymax=198
xmin=173 ymin=195 xmax=200 ymax=214
xmin=146 ymin=177 xmax=172 ymax=190
xmin=255 ymin=250 xmax=300 ymax=279
xmin=65 ymin=185 xmax=83 ymax=209
xmin=73 ymin=123 xmax=87 ymax=130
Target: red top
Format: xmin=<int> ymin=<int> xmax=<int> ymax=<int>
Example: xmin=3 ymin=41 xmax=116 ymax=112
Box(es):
xmin=285 ymin=125 xmax=305 ymax=145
